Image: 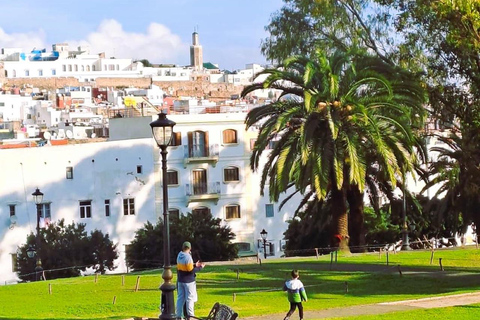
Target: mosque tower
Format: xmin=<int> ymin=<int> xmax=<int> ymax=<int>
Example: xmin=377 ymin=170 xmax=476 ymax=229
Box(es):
xmin=190 ymin=30 xmax=203 ymax=71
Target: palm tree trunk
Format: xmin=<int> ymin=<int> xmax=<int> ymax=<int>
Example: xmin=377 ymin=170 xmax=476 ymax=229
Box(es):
xmin=347 ymin=186 xmax=365 ymax=253
xmin=331 ymin=188 xmax=350 ymax=252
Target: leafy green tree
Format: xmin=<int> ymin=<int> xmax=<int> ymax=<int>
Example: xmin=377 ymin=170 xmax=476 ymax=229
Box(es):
xmin=17 ymin=219 xmax=118 ymax=280
xmin=126 ymin=211 xmax=237 ymax=271
xmin=243 ymin=50 xmax=425 ymax=251
xmin=262 ymin=0 xmax=396 ymax=65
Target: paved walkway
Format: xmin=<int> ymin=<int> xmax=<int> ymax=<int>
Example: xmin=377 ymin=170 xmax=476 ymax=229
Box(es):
xmin=241 ymin=291 xmax=480 ymax=320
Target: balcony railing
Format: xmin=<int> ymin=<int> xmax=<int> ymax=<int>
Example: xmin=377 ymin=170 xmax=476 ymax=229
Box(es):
xmin=183 ymin=144 xmax=219 ymax=167
xmin=185 ymin=182 xmax=221 ymax=204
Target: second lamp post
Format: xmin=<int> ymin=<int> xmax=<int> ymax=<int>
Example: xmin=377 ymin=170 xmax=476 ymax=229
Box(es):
xmin=31 ymin=188 xmax=44 ymax=281
xmin=260 ymin=229 xmax=268 ymax=259
xmin=150 ymin=112 xmax=176 ymax=320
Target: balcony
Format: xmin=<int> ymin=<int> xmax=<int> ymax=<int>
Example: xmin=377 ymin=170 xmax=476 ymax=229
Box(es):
xmin=186 ymin=182 xmax=221 ymax=204
xmin=183 ymin=144 xmax=219 ymax=167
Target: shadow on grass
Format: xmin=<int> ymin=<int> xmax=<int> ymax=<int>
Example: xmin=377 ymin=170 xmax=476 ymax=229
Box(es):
xmin=195 ymin=260 xmax=480 ymax=299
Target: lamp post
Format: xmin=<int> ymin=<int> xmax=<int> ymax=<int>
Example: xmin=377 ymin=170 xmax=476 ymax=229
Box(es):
xmin=31 ymin=188 xmax=44 ymax=281
xmin=150 ymin=112 xmax=176 ymax=320
xmin=260 ymin=229 xmax=268 ymax=259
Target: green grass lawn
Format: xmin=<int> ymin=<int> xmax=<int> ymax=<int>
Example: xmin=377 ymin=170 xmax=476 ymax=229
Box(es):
xmin=0 ymin=247 xmax=479 ymax=320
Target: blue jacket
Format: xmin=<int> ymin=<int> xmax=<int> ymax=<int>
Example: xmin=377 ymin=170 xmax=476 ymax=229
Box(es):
xmin=176 ymin=251 xmax=203 ymax=283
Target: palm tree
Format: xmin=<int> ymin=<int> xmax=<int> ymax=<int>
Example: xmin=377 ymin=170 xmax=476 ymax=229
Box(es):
xmin=242 ymin=50 xmax=425 ymax=251
xmin=422 ymin=128 xmax=480 ymax=243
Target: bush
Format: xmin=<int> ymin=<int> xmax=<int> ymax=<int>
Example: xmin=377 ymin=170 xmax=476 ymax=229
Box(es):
xmin=126 ymin=211 xmax=237 ymax=271
xmin=17 ymin=219 xmax=118 ymax=280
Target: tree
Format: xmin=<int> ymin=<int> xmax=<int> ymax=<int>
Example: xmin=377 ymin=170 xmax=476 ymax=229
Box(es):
xmin=242 ymin=50 xmax=425 ymax=251
xmin=126 ymin=211 xmax=237 ymax=271
xmin=384 ymin=0 xmax=480 ymax=241
xmin=262 ymin=0 xmax=397 ymax=65
xmin=17 ymin=219 xmax=118 ymax=280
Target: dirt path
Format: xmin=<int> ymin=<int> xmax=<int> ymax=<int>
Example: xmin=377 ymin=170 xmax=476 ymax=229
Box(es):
xmin=241 ymin=291 xmax=480 ymax=320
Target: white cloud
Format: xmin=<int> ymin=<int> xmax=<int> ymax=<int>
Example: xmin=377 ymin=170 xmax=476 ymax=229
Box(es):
xmin=0 ymin=20 xmax=190 ymax=65
xmin=68 ymin=19 xmax=189 ymax=64
xmin=0 ymin=28 xmax=46 ymax=51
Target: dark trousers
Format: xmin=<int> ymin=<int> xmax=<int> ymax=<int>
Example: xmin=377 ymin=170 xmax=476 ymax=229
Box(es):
xmin=284 ymin=302 xmax=303 ymax=319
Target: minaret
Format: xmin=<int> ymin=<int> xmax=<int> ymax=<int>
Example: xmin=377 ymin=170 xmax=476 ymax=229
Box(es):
xmin=190 ymin=31 xmax=203 ymax=71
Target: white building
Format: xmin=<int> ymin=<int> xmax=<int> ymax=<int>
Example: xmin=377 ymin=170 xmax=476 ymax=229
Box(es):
xmin=1 ymin=44 xmax=140 ymax=81
xmin=0 ymin=109 xmax=302 ymax=283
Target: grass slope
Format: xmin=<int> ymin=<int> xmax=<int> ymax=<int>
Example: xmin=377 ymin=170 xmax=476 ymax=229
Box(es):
xmin=0 ymin=247 xmax=479 ymax=320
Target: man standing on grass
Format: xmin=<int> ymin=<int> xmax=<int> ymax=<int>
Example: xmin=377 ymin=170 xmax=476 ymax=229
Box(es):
xmin=176 ymin=241 xmax=205 ymax=320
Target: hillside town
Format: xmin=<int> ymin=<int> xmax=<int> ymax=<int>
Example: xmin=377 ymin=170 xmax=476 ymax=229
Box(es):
xmin=0 ymin=32 xmax=292 ymax=283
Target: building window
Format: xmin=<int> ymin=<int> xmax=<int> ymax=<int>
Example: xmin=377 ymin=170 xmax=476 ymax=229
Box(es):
xmin=105 ymin=199 xmax=110 ymax=217
xmin=123 ymin=198 xmax=135 ymax=215
xmin=12 ymin=70 xmax=16 ymax=77
xmin=192 ymin=206 xmax=210 ymax=215
xmin=168 ymin=208 xmax=180 ymax=220
xmin=224 ymin=166 xmax=239 ymax=182
xmin=38 ymin=69 xmax=43 ymax=76
xmin=62 ymin=65 xmax=66 ymax=72
xmin=25 ymin=70 xmax=29 ymax=76
xmin=226 ymin=204 xmax=241 ymax=220
xmin=81 ymin=65 xmax=85 ymax=72
xmin=187 ymin=131 xmax=208 ymax=157
xmin=235 ymin=242 xmax=251 ymax=252
xmin=9 ymin=205 xmax=15 ymax=216
xmin=86 ymin=65 xmax=91 ymax=72
xmin=79 ymin=200 xmax=92 ymax=218
xmin=68 ymin=65 xmax=72 ymax=72
xmin=250 ymin=138 xmax=257 ymax=151
xmin=223 ymin=129 xmax=237 ymax=144
xmin=66 ymin=167 xmax=73 ymax=179
xmin=167 ymin=170 xmax=179 ymax=185
xmin=171 ymin=132 xmax=182 ymax=146
xmin=92 ymin=65 xmax=96 ymax=71
xmin=52 ymin=69 xmax=56 ymax=75
xmin=37 ymin=203 xmax=51 ymax=219
xmin=266 ymin=204 xmax=274 ymax=218
xmin=136 ymin=165 xmax=142 ymax=174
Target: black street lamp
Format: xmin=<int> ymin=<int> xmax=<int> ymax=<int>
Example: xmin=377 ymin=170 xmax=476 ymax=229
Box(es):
xmin=260 ymin=229 xmax=268 ymax=259
xmin=31 ymin=188 xmax=44 ymax=281
xmin=150 ymin=112 xmax=176 ymax=320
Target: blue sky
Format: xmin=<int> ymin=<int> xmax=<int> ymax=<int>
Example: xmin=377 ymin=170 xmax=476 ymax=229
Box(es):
xmin=0 ymin=0 xmax=284 ymax=70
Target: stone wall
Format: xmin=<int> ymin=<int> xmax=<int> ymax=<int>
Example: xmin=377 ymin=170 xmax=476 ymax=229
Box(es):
xmin=2 ymin=76 xmax=244 ymax=100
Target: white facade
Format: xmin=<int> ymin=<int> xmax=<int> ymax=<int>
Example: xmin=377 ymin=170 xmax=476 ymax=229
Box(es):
xmin=0 ymin=111 xmax=302 ymax=283
xmin=0 ymin=93 xmax=36 ymax=123
xmin=1 ymin=45 xmax=140 ymax=80
xmin=0 ymin=138 xmax=156 ymax=282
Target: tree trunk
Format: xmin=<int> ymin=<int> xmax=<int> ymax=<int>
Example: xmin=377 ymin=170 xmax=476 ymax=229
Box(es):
xmin=347 ymin=186 xmax=365 ymax=253
xmin=331 ymin=188 xmax=350 ymax=252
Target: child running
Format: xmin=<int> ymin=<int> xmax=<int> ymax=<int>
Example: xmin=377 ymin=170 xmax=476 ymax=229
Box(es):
xmin=283 ymin=269 xmax=308 ymax=320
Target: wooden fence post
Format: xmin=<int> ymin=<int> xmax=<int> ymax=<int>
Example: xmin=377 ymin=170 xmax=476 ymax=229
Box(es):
xmin=386 ymin=251 xmax=389 ymax=266
xmin=315 ymin=248 xmax=319 ymax=259
xmin=344 ymin=281 xmax=348 ymax=294
xmin=134 ymin=276 xmax=141 ymax=292
xmin=48 ymin=283 xmax=52 ymax=295
xmin=397 ymin=265 xmax=403 ymax=277
xmin=233 ymin=293 xmax=236 ymax=302
xmin=430 ymin=250 xmax=435 ymax=265
xmin=113 ymin=296 xmax=117 ymax=305
xmin=439 ymin=258 xmax=444 ymax=271
xmin=95 ymin=274 xmax=98 ymax=283
xmin=330 ymin=251 xmax=333 ymax=270
xmin=122 ymin=275 xmax=125 ymax=286
xmin=335 ymin=250 xmax=338 ymax=262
